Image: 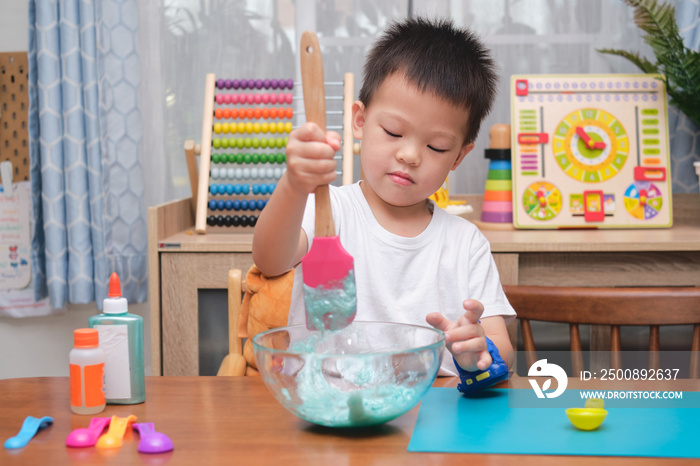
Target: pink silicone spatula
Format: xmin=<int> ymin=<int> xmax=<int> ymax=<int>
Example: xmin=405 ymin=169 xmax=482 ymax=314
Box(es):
xmin=299 ymin=31 xmax=357 ymax=332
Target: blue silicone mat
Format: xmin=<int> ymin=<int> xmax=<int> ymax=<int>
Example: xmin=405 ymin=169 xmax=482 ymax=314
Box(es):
xmin=408 ymin=388 xmax=700 ymax=458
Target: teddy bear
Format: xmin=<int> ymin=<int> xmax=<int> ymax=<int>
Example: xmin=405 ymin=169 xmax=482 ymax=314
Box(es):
xmin=237 ymin=265 xmax=294 ymax=375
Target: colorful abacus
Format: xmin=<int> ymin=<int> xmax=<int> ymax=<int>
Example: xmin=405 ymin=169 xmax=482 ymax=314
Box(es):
xmin=215 ymin=78 xmax=294 ymax=90
xmin=193 ymin=72 xmax=356 ymax=233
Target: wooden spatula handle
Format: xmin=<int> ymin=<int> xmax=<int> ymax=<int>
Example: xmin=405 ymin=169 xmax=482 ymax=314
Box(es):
xmin=300 ymin=31 xmax=335 ymax=238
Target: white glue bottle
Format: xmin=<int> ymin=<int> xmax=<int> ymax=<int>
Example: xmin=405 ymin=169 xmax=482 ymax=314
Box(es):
xmin=69 ymin=328 xmax=106 ymax=414
xmin=89 ymin=272 xmax=146 ymax=404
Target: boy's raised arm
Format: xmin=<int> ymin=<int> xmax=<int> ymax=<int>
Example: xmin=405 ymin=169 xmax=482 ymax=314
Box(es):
xmin=252 ymin=173 xmax=309 ymax=277
xmin=252 ymin=123 xmax=341 ymax=277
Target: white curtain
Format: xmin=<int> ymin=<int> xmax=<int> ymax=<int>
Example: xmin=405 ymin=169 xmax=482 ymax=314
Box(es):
xmin=137 ymin=0 xmax=697 ymax=206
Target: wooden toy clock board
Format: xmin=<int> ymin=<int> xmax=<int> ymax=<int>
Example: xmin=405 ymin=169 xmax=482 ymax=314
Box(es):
xmin=510 ymin=74 xmax=672 ymax=229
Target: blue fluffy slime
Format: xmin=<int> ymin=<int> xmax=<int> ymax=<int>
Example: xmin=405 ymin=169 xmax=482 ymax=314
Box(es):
xmin=303 ymin=270 xmax=357 ymax=331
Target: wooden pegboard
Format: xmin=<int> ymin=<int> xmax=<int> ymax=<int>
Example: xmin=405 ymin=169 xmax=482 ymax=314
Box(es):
xmin=0 ymin=52 xmax=30 ymax=182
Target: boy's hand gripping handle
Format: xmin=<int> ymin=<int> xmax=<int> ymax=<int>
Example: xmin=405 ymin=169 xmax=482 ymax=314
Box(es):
xmin=300 ymin=31 xmax=334 ymax=238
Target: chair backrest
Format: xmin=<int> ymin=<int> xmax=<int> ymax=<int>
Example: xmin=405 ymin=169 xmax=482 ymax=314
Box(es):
xmin=217 ymin=268 xmax=247 ymax=376
xmin=503 ymin=285 xmax=700 ymax=378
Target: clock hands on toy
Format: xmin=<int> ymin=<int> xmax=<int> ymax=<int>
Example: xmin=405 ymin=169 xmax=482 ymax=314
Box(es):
xmin=575 ymin=126 xmax=606 ymax=150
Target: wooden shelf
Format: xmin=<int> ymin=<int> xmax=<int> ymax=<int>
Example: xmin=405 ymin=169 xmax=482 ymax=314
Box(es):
xmin=157 ymin=193 xmax=700 ymax=254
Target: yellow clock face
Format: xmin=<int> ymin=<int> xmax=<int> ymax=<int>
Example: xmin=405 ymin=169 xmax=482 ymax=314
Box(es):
xmin=552 ymin=108 xmax=629 ymax=183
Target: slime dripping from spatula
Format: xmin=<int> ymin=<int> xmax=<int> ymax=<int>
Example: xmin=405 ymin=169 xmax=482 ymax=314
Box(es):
xmin=303 ymin=270 xmax=357 ymax=331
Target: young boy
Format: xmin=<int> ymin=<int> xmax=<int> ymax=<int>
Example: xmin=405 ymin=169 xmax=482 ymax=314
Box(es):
xmin=253 ymin=17 xmax=515 ymax=386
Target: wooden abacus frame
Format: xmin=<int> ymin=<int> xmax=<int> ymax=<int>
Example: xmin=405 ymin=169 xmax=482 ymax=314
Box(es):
xmin=193 ymin=72 xmax=356 ymax=234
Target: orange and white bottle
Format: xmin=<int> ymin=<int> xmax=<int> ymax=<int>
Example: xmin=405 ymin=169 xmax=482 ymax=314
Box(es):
xmin=69 ymin=328 xmax=106 ymax=415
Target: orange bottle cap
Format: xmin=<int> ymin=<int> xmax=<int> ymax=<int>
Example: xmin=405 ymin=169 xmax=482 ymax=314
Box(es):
xmin=74 ymin=328 xmax=99 ymax=348
xmin=108 ymin=272 xmax=121 ymax=298
xmin=104 ymin=272 xmax=128 ymax=314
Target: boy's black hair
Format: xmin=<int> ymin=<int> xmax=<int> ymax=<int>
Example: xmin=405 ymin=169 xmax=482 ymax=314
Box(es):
xmin=359 ymin=17 xmax=498 ymax=144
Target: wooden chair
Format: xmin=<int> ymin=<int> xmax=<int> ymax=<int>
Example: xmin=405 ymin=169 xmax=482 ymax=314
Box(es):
xmin=217 ymin=269 xmax=247 ymax=376
xmin=503 ymin=285 xmax=700 ymax=378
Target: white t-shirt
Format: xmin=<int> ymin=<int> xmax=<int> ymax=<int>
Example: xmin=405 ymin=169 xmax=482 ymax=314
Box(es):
xmin=288 ymin=182 xmax=516 ymax=375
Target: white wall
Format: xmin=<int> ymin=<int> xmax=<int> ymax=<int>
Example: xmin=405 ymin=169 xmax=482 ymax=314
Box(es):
xmin=1 ymin=302 xmax=151 ymax=378
xmin=0 ymin=0 xmax=151 ymax=379
xmin=0 ymin=0 xmax=28 ymax=52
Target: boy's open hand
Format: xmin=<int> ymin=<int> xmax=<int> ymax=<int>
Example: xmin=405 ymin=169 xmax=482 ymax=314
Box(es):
xmin=426 ymin=299 xmax=492 ymax=372
xmin=285 ymin=123 xmax=341 ymax=194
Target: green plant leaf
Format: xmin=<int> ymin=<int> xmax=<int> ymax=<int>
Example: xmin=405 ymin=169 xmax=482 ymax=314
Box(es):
xmin=597 ymin=48 xmax=658 ymax=73
xmin=597 ymin=0 xmax=700 ymax=126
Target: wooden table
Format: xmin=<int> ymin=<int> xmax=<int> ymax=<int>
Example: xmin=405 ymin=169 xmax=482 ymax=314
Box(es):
xmin=2 ymin=376 xmax=698 ymax=465
xmin=148 ymin=194 xmax=700 ymax=376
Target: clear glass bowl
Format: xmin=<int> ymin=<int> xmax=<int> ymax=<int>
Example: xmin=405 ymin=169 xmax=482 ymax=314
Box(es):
xmin=253 ymin=321 xmax=445 ymax=427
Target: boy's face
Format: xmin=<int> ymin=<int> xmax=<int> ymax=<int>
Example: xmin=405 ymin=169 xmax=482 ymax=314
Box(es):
xmin=352 ymin=73 xmax=474 ymax=210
